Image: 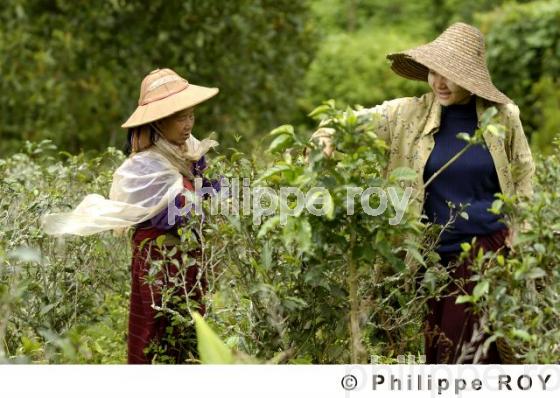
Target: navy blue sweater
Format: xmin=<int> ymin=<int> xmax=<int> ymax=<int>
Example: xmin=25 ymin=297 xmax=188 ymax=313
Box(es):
xmin=423 ymin=96 xmax=506 ymax=253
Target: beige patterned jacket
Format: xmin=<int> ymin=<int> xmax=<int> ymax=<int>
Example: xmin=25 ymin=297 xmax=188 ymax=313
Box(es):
xmin=312 ymin=92 xmax=535 ymax=218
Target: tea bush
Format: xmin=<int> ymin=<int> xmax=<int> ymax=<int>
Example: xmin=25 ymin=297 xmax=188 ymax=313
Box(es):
xmin=476 ymin=0 xmax=560 ymax=151
xmin=459 ymin=139 xmax=560 ymax=363
xmin=1 ymin=109 xmax=558 ymax=364
xmin=0 ymin=141 xmax=129 ymax=363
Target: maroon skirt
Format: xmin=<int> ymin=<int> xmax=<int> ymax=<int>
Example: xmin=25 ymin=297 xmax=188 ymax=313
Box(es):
xmin=424 ymin=228 xmax=509 ymax=364
xmin=128 ymin=228 xmax=206 ymax=364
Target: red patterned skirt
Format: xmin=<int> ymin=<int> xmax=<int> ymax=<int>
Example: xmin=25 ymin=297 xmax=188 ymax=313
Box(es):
xmin=424 ymin=228 xmax=509 ymax=364
xmin=128 ymin=228 xmax=206 ymax=364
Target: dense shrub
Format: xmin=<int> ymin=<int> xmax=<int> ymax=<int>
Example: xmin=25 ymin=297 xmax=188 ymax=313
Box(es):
xmin=0 ymin=141 xmax=129 ymax=363
xmin=462 ymin=139 xmax=560 ymax=363
xmin=301 ymin=28 xmax=427 ymax=113
xmin=199 ymin=103 xmax=438 ymax=363
xmin=1 ymin=103 xmax=558 ymax=364
xmin=476 ymin=0 xmax=560 ymax=151
xmin=0 ymin=0 xmax=314 ymax=155
xmin=308 ymin=0 xmax=511 ymax=37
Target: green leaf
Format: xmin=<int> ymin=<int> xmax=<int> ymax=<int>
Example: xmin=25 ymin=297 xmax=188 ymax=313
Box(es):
xmin=323 ymin=191 xmax=335 ymax=220
xmin=305 ymin=189 xmax=334 ymax=219
xmin=456 ymin=295 xmax=473 ymax=304
xmin=480 ymin=107 xmax=498 ymax=127
xmin=511 ymin=328 xmax=531 ymax=342
xmin=257 ymin=216 xmax=280 ymax=239
xmin=230 ymin=150 xmax=245 ymax=163
xmin=497 ymin=255 xmax=505 ymax=266
xmin=261 ymin=241 xmax=273 ymax=270
xmin=526 ymin=267 xmax=546 ymax=279
xmin=296 ymin=219 xmax=313 ymax=254
xmin=473 ymin=280 xmax=489 ymax=299
xmin=490 ymin=199 xmax=503 ymax=214
xmin=308 ymin=104 xmax=331 ymax=118
xmin=269 ymin=124 xmax=295 ymax=137
xmin=155 ymin=235 xmax=166 ymax=248
xmin=193 ymin=313 xmax=234 ymax=364
xmin=487 ymin=125 xmax=498 ymax=136
xmin=267 ymin=134 xmax=294 ymax=153
xmin=390 ymin=167 xmax=417 ymax=182
xmin=346 ymin=111 xmax=357 ymax=126
xmin=486 ymin=124 xmax=505 ymax=139
xmin=407 ymin=247 xmax=426 ymax=266
xmin=283 ymin=218 xmax=312 ymax=254
xmin=255 ymin=165 xmax=291 ymax=183
xmin=40 ymin=303 xmax=56 ymax=315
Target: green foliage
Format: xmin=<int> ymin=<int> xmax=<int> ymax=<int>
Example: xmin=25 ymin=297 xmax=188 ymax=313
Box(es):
xmin=193 ymin=313 xmax=234 ymax=364
xmin=309 ymin=0 xmax=433 ymax=36
xmin=195 ymin=101 xmax=448 ymax=363
xmin=476 ymin=0 xmax=560 ymax=149
xmin=427 ymin=0 xmax=518 ymax=33
xmin=302 ymin=0 xmax=519 ymax=120
xmin=0 ymin=0 xmax=314 ymax=155
xmin=0 ymin=141 xmax=129 ymax=363
xmin=2 ymin=106 xmax=559 ymax=364
xmin=452 ymin=139 xmax=560 ymax=363
xmin=530 ymin=75 xmax=560 ymax=154
xmin=301 ymin=29 xmax=427 ymax=113
xmin=308 ymin=0 xmax=511 ymax=37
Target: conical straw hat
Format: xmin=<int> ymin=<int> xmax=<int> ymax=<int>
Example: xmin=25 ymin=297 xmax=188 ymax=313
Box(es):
xmin=387 ymin=22 xmax=511 ymax=104
xmin=122 ymin=68 xmax=219 ymax=128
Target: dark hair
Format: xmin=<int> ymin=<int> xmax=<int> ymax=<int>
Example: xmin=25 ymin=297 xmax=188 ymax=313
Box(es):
xmin=123 ymin=130 xmax=134 ymax=156
xmin=122 ymin=126 xmax=158 ymax=156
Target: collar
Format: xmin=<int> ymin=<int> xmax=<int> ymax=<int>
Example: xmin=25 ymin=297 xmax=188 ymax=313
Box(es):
xmin=421 ymin=93 xmax=486 ymax=136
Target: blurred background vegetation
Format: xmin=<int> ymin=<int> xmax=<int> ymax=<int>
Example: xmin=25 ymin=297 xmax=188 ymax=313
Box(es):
xmin=1 ymin=0 xmax=559 ymax=157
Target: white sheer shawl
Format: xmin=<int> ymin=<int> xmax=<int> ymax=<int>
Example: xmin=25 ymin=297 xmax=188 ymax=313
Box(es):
xmin=41 ymin=135 xmax=217 ymax=237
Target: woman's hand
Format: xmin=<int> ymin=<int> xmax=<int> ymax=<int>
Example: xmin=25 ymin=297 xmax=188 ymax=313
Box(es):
xmin=305 ymin=127 xmax=335 ymax=160
xmin=504 ymin=227 xmax=516 ymax=253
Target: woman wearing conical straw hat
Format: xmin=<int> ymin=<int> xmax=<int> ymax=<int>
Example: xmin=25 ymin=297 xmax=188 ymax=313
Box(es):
xmin=312 ymin=23 xmax=535 ymax=363
xmin=42 ymin=68 xmax=220 ymax=363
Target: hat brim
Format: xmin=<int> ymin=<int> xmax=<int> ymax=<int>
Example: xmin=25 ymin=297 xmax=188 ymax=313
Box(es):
xmin=386 ymin=50 xmax=512 ymax=104
xmin=121 ymin=84 xmax=219 ymax=128
xmin=386 ymin=22 xmax=513 ymax=104
xmin=387 ymin=53 xmax=429 ymax=82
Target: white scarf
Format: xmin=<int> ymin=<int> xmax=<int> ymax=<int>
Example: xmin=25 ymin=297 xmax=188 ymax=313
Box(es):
xmin=150 ymin=126 xmax=218 ymax=179
xmin=41 ymin=134 xmax=218 ymax=237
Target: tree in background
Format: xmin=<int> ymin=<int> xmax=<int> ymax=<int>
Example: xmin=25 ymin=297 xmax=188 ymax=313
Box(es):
xmin=1 ymin=0 xmax=557 ymax=155
xmin=0 ymin=0 xmax=314 ymax=155
xmin=476 ymin=0 xmax=560 ymax=153
xmin=301 ymin=29 xmax=427 ymax=112
xmin=300 ymin=0 xmax=519 ymax=117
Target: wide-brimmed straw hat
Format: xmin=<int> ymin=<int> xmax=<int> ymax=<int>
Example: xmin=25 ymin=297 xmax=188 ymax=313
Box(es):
xmin=121 ymin=68 xmax=219 ymax=128
xmin=386 ymin=22 xmax=511 ymax=104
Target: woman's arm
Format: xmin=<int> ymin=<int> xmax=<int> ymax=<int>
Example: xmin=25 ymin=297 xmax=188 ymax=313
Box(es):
xmin=503 ymin=104 xmax=535 ymax=248
xmin=505 ymin=104 xmax=535 ymax=200
xmin=139 ymin=156 xmax=221 ymax=231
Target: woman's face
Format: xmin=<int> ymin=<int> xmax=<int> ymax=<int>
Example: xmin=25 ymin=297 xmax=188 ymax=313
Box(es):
xmin=428 ymin=69 xmax=472 ymax=106
xmin=156 ymin=107 xmax=195 ymax=146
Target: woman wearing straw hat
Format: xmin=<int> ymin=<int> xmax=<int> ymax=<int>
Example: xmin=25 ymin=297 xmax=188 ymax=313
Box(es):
xmin=312 ymin=22 xmax=535 ymax=363
xmin=42 ymin=68 xmax=220 ymax=363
